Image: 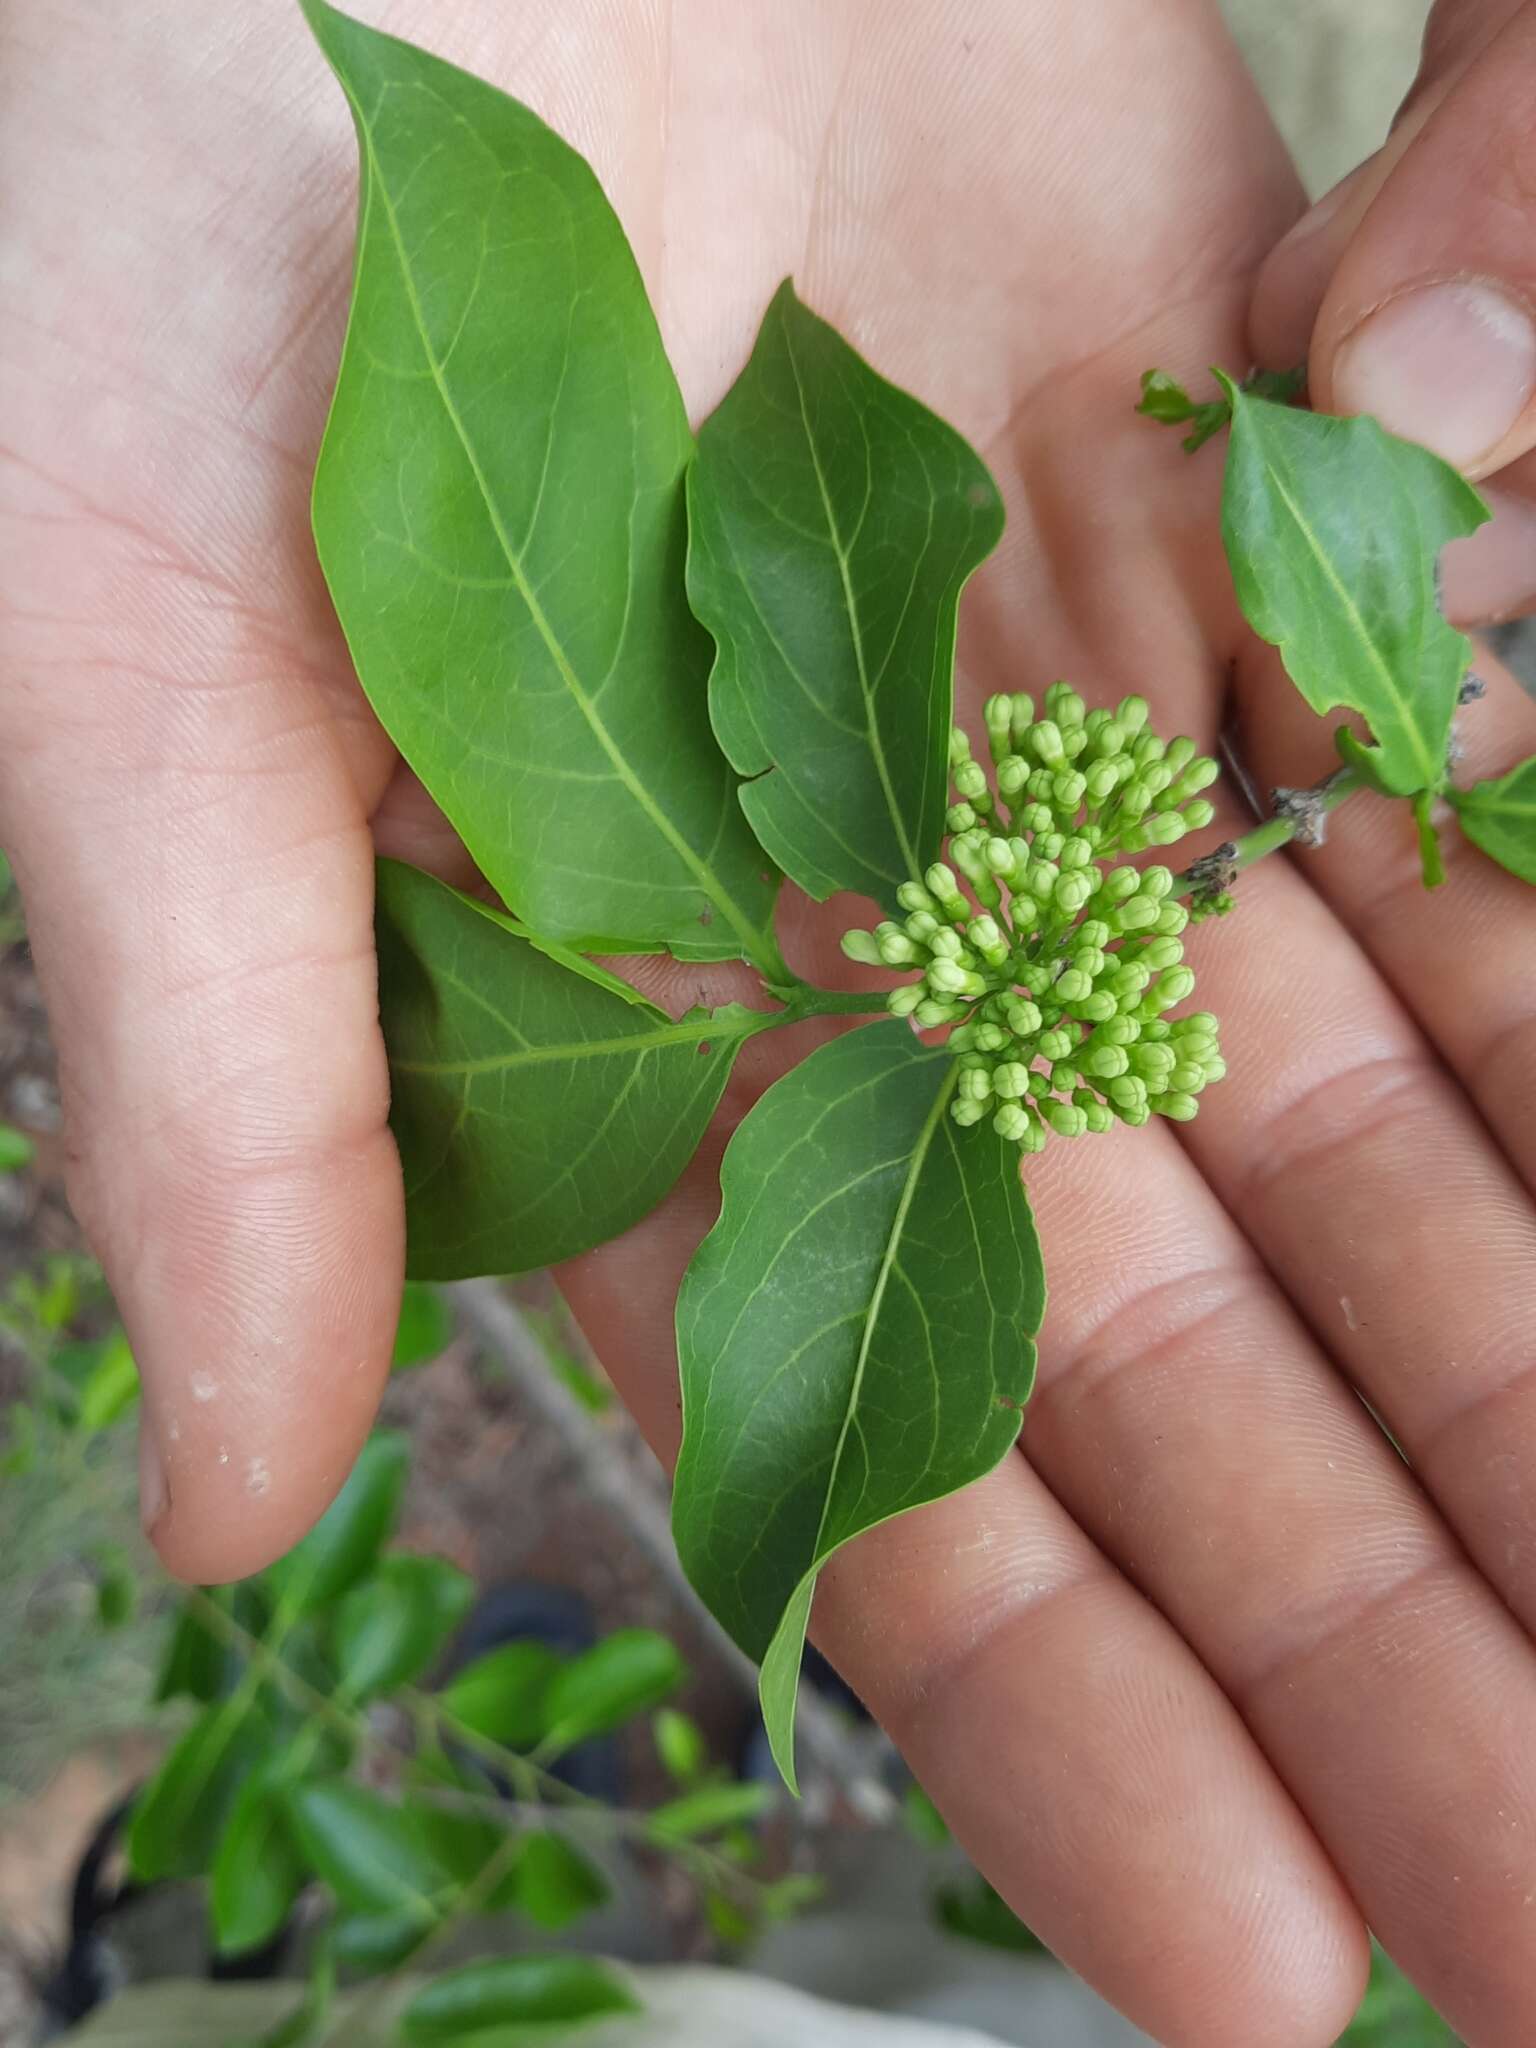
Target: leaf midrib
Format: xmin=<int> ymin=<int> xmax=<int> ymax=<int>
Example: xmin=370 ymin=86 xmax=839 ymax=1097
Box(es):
xmin=781 ymin=311 xmax=923 ymax=886
xmin=1250 ymin=420 xmax=1439 ymax=787
xmin=392 ymin=1005 xmax=776 ymax=1079
xmin=809 ymin=1063 xmax=958 ymax=1564
xmin=345 ymin=78 xmax=773 ymax=967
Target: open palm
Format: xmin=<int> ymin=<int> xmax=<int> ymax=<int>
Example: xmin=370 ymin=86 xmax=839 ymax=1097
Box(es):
xmin=6 ymin=5 xmax=1536 ymax=2043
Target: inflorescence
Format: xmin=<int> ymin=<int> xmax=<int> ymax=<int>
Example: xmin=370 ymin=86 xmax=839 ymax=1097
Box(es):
xmin=842 ymin=685 xmax=1226 ymax=1152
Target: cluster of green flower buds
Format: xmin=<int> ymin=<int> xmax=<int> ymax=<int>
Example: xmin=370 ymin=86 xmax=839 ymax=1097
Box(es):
xmin=842 ymin=684 xmax=1225 ymax=1152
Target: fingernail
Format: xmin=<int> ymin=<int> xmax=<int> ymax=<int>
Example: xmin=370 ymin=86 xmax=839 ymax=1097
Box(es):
xmin=1333 ymin=281 xmax=1536 ymax=471
xmin=139 ymin=1421 xmax=169 ymax=1536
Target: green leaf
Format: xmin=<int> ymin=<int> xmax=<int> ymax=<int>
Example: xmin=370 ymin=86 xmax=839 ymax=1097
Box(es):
xmin=302 ymin=0 xmax=778 ymax=966
xmin=334 ymin=1552 xmax=475 ymax=1700
xmin=268 ymin=1431 xmax=409 ymax=1616
xmin=0 ymin=1123 xmax=34 ymax=1172
xmin=95 ymin=1552 xmax=138 ymax=1630
xmin=210 ymin=1765 xmax=309 ymax=1956
xmin=331 ymin=1909 xmax=433 ymax=1976
xmin=75 ymin=1328 xmax=140 ymax=1432
xmin=402 ymin=1956 xmax=640 ymax=2042
xmin=1219 ymin=377 xmax=1488 ymax=795
xmin=1450 ymin=755 xmax=1536 ymax=884
xmin=651 ymin=1707 xmax=707 ymax=1785
xmin=935 ymin=1874 xmax=1043 ymax=1955
xmin=1338 ymin=1946 xmax=1462 ymax=2045
xmin=902 ymin=1781 xmax=950 ymax=1848
xmin=377 ymin=861 xmax=762 ymax=1280
xmin=286 ymin=1780 xmax=450 ymax=1918
xmin=392 ymin=1282 xmax=455 ymax=1370
xmin=155 ymin=1589 xmax=234 ymax=1704
xmin=505 ymin=1831 xmax=609 ymax=1931
xmin=540 ymin=1629 xmax=685 ymax=1751
xmin=645 ymin=1781 xmax=773 ymax=1844
xmin=127 ymin=1696 xmax=270 ymax=1881
xmin=673 ymin=1020 xmax=1043 ymax=1788
xmin=437 ymin=1640 xmax=563 ymax=1750
xmin=687 ymin=279 xmax=1002 ymax=907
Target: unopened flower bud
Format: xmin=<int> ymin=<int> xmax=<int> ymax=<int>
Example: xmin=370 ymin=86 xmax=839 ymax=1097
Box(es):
xmin=984 ymin=694 xmax=1015 ymax=761
xmin=1085 ymin=761 xmax=1121 ymax=805
xmin=1003 ymin=997 xmax=1043 ymax=1038
xmin=1116 ymin=894 xmax=1160 ymax=932
xmin=951 ymin=1096 xmax=987 ymax=1126
xmin=1030 ymin=718 xmax=1066 ymax=767
xmin=954 ymin=759 xmax=990 ymax=803
xmin=1036 ymin=1027 xmax=1073 ymax=1062
xmin=992 ymin=1102 xmax=1030 ymax=1144
xmin=1054 ymin=871 xmax=1094 ymax=916
xmin=1154 ymin=901 xmax=1190 ymax=937
xmin=1181 ymin=799 xmax=1216 ymax=830
xmin=841 ymin=929 xmax=882 ymax=965
xmin=997 ymin=754 xmax=1029 ymax=798
xmin=1008 ymin=694 xmax=1036 ymax=748
xmin=925 ymin=863 xmax=966 ymax=915
xmin=1140 ymin=935 xmax=1183 ymax=971
xmin=1163 ymin=736 xmax=1196 ymax=774
xmin=1157 ymin=1091 xmax=1199 ymax=1122
xmin=1046 ymin=1101 xmax=1089 ymax=1138
xmin=1052 ymin=770 xmax=1087 ymax=812
xmin=905 ymin=910 xmax=940 ymax=942
xmin=887 ymin=985 xmax=924 ymax=1017
xmin=1116 ymin=694 xmax=1150 ymax=735
xmin=946 ymin=802 xmax=978 ymax=834
xmin=1087 ymin=1043 xmax=1130 ymax=1079
xmin=959 ymin=1066 xmax=994 ymax=1103
xmin=992 ymin=1061 xmax=1030 ymax=1100
xmin=1073 ymin=1092 xmax=1115 ymax=1134
xmin=1055 ymin=967 xmax=1093 ymax=1003
xmin=916 ymin=996 xmax=964 ymax=1027
xmin=948 ymin=726 xmax=973 ymax=767
xmin=897 ymin=880 xmax=938 ymax=916
xmin=1060 ymin=836 xmax=1093 ymax=870
xmin=1153 ymin=965 xmax=1197 ymax=1008
xmin=1169 ymin=1062 xmax=1206 ymax=1093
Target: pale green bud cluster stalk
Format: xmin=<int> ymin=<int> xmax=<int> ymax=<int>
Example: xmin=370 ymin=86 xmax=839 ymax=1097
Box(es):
xmin=841 ymin=684 xmax=1225 ymax=1152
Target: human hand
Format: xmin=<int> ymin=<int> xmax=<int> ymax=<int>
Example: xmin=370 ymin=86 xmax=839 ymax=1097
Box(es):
xmin=4 ymin=6 xmax=1536 ymax=2044
xmin=1252 ymin=0 xmax=1536 ymax=625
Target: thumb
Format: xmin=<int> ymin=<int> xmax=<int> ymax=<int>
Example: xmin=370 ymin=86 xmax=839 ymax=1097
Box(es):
xmin=0 ymin=599 xmax=405 ymax=1586
xmin=1252 ymin=0 xmax=1536 ymax=479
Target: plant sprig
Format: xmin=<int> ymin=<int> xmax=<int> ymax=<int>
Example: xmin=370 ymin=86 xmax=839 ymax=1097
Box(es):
xmin=295 ymin=0 xmax=1536 ymax=1799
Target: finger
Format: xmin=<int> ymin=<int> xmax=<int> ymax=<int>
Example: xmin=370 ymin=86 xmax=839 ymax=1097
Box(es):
xmin=559 ymin=1128 xmax=1365 ymax=2048
xmin=1232 ymin=642 xmax=1536 ymax=1195
xmin=1440 ymin=473 xmax=1536 ymax=626
xmin=1245 ymin=0 xmax=1528 ymax=370
xmin=1291 ymin=2 xmax=1536 ymax=481
xmin=0 ymin=499 xmax=403 ymax=1591
xmin=1018 ymin=1106 xmax=1536 ymax=2043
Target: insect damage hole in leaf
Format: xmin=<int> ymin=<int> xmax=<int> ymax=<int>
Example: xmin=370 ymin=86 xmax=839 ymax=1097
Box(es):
xmin=302 ymin=0 xmax=780 ymax=968
xmin=672 ymin=1020 xmax=1044 ymax=1788
xmin=689 ymin=279 xmax=1005 ymax=907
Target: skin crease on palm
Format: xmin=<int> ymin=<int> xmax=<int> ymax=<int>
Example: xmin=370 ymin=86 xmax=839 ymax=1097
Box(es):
xmin=5 ymin=0 xmax=1536 ymax=2040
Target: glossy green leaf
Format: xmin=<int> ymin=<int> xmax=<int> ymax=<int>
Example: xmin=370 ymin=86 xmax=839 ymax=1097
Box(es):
xmin=688 ymin=280 xmax=1002 ymax=905
xmin=269 ymin=1431 xmax=409 ymax=1616
xmin=303 ymin=0 xmax=778 ymax=966
xmin=651 ymin=1707 xmax=707 ymax=1785
xmin=155 ymin=1589 xmax=234 ymax=1705
xmin=211 ymin=1766 xmax=309 ymax=1956
xmin=540 ymin=1628 xmax=685 ymax=1751
xmin=0 ymin=1124 xmax=34 ymax=1172
xmin=1219 ymin=379 xmax=1488 ymax=795
xmin=645 ymin=1781 xmax=773 ymax=1844
xmin=377 ymin=861 xmax=763 ymax=1280
xmin=392 ymin=1282 xmax=455 ymax=1370
xmin=334 ymin=1552 xmax=475 ymax=1700
xmin=127 ymin=1697 xmax=270 ymax=1881
xmin=286 ymin=1780 xmax=450 ymax=1918
xmin=331 ymin=1909 xmax=433 ymax=1976
xmin=673 ymin=1020 xmax=1043 ymax=1788
xmin=437 ymin=1640 xmax=563 ymax=1750
xmin=505 ymin=1830 xmax=609 ymax=1931
xmin=75 ymin=1328 xmax=140 ymax=1432
xmin=402 ymin=1956 xmax=640 ymax=2042
xmin=1450 ymin=755 xmax=1536 ymax=884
